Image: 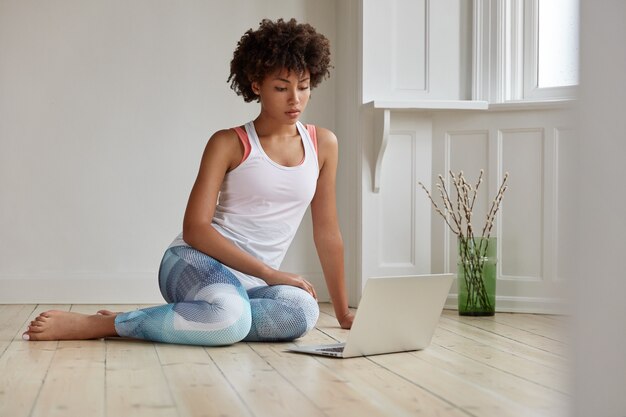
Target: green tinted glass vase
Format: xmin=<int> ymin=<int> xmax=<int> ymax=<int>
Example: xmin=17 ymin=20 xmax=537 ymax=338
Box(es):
xmin=457 ymin=237 xmax=497 ymax=316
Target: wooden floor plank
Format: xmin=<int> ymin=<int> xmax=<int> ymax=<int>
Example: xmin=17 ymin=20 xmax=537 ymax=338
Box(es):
xmin=419 ymin=344 xmax=569 ymax=415
xmin=371 ymin=351 xmax=556 ymax=417
xmin=155 ymin=343 xmax=253 ymax=417
xmin=319 ymin=303 xmax=568 ymax=417
xmin=432 ymin=328 xmax=568 ymax=393
xmin=31 ymin=339 xmax=105 ymax=417
xmin=442 ymin=311 xmax=567 ymax=357
xmin=30 ymin=305 xmax=107 ymax=417
xmin=106 ymin=338 xmax=177 ymax=417
xmin=538 ymin=314 xmax=569 ymax=324
xmin=310 ymin=313 xmax=470 ymax=417
xmin=251 ymin=337 xmax=441 ymax=417
xmin=437 ymin=316 xmax=567 ymax=369
xmin=208 ymin=342 xmax=327 ymax=417
xmin=0 ymin=305 xmax=70 ymax=417
xmin=481 ymin=312 xmax=566 ymax=343
xmin=0 ymin=304 xmax=36 ymax=358
xmin=250 ymin=341 xmax=385 ymax=417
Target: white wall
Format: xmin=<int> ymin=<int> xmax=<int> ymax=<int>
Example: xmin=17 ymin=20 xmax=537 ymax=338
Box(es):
xmin=570 ymin=1 xmax=626 ymax=415
xmin=0 ymin=0 xmax=337 ymax=303
xmin=333 ymin=0 xmax=362 ymax=307
xmin=362 ymin=0 xmax=467 ymax=102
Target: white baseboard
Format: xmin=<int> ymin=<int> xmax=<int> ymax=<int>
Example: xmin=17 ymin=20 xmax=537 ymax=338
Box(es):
xmin=445 ymin=294 xmax=568 ymax=315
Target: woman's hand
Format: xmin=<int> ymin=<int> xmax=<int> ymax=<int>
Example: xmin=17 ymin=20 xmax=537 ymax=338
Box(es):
xmin=264 ymin=270 xmax=318 ymax=300
xmin=337 ymin=311 xmax=355 ymax=329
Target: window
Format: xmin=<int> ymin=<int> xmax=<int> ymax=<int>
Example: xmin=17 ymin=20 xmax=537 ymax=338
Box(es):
xmin=525 ymin=0 xmax=579 ymax=99
xmin=537 ymin=0 xmax=579 ymax=88
xmin=474 ymin=0 xmax=579 ymax=102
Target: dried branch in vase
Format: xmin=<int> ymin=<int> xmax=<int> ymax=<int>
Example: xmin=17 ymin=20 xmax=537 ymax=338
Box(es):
xmin=418 ymin=170 xmax=508 ymax=241
xmin=418 ymin=170 xmax=509 ymax=315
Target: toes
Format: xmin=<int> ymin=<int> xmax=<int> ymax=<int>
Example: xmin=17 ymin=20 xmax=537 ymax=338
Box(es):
xmin=22 ymin=328 xmax=40 ymax=341
xmin=24 ymin=332 xmax=41 ymax=341
xmin=27 ymin=324 xmax=43 ymax=332
xmin=22 ymin=322 xmax=46 ymax=340
xmin=97 ymin=310 xmax=118 ymax=316
xmin=40 ymin=310 xmax=62 ymax=318
xmin=28 ymin=323 xmax=44 ymax=332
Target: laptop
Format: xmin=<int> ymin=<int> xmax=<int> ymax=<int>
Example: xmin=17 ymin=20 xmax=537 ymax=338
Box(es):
xmin=287 ymin=274 xmax=454 ymax=358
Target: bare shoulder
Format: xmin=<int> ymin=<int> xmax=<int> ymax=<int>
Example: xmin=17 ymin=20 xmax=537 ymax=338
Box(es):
xmin=310 ymin=126 xmax=338 ymax=172
xmin=314 ymin=126 xmax=338 ymax=147
xmin=313 ymin=126 xmax=338 ymax=163
xmin=203 ymin=128 xmax=243 ymax=171
xmin=206 ymin=128 xmax=240 ymax=150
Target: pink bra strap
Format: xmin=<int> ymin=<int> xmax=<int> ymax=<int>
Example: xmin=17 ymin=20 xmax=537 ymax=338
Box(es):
xmin=232 ymin=126 xmax=251 ymax=163
xmin=305 ymin=124 xmax=318 ymax=155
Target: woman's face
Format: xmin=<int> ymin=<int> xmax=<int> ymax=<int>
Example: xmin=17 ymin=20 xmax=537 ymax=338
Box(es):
xmin=252 ymin=68 xmax=311 ymax=124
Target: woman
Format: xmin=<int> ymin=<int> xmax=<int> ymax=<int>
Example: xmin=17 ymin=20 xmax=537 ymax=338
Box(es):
xmin=22 ymin=18 xmax=354 ymax=345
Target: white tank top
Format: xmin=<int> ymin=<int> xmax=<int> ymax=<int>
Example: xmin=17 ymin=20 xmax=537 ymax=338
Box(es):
xmin=169 ymin=121 xmax=319 ymax=289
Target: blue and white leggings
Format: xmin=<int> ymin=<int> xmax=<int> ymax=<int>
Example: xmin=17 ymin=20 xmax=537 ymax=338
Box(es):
xmin=113 ymin=245 xmax=320 ymax=346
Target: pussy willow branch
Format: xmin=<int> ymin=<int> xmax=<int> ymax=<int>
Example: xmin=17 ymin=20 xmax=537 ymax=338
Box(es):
xmin=480 ymin=172 xmax=509 ymax=239
xmin=451 ymin=171 xmax=477 ymax=241
xmin=449 ymin=171 xmax=465 ymax=234
xmin=419 ymin=170 xmax=509 ymax=242
xmin=470 ymin=169 xmax=484 ymax=212
xmin=437 ymin=174 xmax=463 ymax=233
xmin=418 ymin=182 xmax=460 ymax=235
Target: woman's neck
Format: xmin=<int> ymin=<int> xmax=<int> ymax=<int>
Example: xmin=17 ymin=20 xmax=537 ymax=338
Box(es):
xmin=253 ymin=114 xmax=299 ymax=138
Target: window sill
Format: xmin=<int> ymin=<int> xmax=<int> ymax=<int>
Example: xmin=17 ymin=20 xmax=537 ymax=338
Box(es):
xmin=367 ymin=98 xmax=576 ymax=112
xmin=368 ymin=100 xmax=489 ymax=111
xmin=487 ymin=99 xmax=577 ymax=111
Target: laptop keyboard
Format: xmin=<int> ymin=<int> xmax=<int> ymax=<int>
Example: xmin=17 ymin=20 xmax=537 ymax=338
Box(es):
xmin=319 ymin=346 xmax=345 ymax=353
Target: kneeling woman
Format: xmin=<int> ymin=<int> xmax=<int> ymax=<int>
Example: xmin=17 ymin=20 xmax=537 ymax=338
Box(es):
xmin=23 ymin=18 xmax=354 ymax=345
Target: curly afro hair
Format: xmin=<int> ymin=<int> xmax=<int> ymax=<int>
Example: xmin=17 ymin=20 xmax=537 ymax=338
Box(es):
xmin=228 ymin=18 xmax=331 ymax=102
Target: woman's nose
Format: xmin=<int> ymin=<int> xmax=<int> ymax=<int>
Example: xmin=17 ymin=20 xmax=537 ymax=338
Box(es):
xmin=288 ymin=89 xmax=300 ymax=103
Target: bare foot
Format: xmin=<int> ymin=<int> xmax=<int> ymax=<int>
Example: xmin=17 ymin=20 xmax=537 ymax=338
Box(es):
xmin=22 ymin=310 xmax=118 ymax=341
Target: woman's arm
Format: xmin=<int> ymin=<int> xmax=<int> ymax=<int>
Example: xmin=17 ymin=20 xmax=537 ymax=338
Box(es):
xmin=182 ymin=129 xmax=317 ymax=299
xmin=182 ymin=129 xmax=268 ymax=275
xmin=310 ymin=127 xmax=354 ymax=329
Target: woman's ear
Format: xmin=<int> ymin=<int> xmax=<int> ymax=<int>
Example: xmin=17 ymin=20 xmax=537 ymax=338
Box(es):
xmin=251 ymin=81 xmax=261 ymax=96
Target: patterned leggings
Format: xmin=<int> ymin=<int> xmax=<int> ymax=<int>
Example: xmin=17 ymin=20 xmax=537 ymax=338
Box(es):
xmin=113 ymin=245 xmax=320 ymax=346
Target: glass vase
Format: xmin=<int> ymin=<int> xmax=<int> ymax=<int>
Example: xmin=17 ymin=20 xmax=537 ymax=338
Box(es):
xmin=457 ymin=237 xmax=497 ymax=316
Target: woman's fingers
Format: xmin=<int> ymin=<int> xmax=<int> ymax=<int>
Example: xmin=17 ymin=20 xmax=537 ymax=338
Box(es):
xmin=267 ymin=269 xmax=317 ymax=300
xmin=308 ymin=280 xmax=318 ymax=300
xmin=300 ymin=278 xmax=317 ymax=300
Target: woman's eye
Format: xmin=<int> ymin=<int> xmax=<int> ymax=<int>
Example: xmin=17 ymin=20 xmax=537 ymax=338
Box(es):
xmin=299 ymin=85 xmax=310 ymax=90
xmin=275 ymin=87 xmax=287 ymax=92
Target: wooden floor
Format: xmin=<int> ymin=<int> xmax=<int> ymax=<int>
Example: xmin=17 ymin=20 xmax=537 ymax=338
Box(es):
xmin=0 ymin=303 xmax=569 ymax=417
